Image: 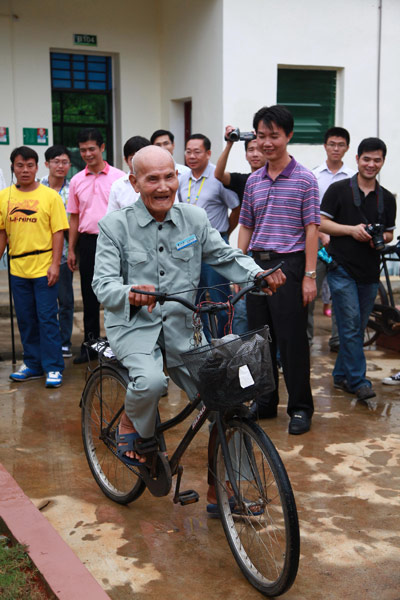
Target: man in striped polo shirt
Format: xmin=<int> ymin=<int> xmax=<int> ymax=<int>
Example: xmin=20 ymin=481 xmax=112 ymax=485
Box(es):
xmin=238 ymin=105 xmax=320 ymax=435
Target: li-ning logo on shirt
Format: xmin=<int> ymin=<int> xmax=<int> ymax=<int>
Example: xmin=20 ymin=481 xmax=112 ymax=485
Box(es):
xmin=8 ymin=200 xmax=39 ymax=223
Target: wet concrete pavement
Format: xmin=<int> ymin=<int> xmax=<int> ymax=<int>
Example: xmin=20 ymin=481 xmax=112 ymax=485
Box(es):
xmin=0 ymin=304 xmax=400 ymax=599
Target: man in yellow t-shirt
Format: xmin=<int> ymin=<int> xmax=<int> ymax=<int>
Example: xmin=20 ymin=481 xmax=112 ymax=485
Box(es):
xmin=0 ymin=146 xmax=69 ymax=388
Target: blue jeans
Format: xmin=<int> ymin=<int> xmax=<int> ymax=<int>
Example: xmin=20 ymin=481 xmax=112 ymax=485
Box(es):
xmin=10 ymin=275 xmax=64 ymax=373
xmin=58 ymin=262 xmax=74 ymax=348
xmin=197 ymin=233 xmax=231 ymax=341
xmin=327 ymin=266 xmax=378 ymax=391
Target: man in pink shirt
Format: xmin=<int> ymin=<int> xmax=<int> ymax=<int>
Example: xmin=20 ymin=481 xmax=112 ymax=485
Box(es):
xmin=67 ymin=128 xmax=125 ymax=363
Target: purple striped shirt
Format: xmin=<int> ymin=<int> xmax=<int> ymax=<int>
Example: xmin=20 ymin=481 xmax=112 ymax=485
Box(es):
xmin=239 ymin=157 xmax=320 ymax=253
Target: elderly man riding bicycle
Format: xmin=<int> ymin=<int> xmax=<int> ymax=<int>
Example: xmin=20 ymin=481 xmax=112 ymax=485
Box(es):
xmin=92 ymin=145 xmax=285 ymax=472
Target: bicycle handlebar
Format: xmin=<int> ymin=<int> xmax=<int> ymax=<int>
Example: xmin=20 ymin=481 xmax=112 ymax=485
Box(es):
xmin=130 ymin=262 xmax=284 ymax=315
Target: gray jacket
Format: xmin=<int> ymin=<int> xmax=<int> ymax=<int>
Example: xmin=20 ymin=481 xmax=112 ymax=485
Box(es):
xmin=92 ymin=199 xmax=261 ymax=367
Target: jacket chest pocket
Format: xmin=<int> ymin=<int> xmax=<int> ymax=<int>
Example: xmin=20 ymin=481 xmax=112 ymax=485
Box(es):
xmin=171 ymin=246 xmax=195 ymax=262
xmin=126 ymin=251 xmax=147 ymax=278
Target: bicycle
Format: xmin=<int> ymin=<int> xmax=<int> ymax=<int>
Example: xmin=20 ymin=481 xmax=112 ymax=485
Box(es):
xmin=364 ymin=237 xmax=400 ymax=346
xmin=80 ymin=269 xmax=300 ymax=597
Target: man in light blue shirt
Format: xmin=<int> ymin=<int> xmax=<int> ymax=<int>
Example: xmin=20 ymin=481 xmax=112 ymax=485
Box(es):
xmin=178 ymin=134 xmax=240 ymax=339
xmin=41 ymin=145 xmax=73 ymax=358
xmin=308 ymin=127 xmax=356 ymax=351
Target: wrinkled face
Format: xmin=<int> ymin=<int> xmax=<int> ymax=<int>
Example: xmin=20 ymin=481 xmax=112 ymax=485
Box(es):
xmin=130 ymin=153 xmax=178 ymax=221
xmin=324 ymin=136 xmax=349 ymax=163
xmin=46 ymin=153 xmax=71 ymax=179
xmin=356 ymin=150 xmax=385 ymax=180
xmin=256 ymin=121 xmax=293 ymax=163
xmin=185 ymin=139 xmax=210 ymax=173
xmin=153 ymin=134 xmax=175 ymax=155
xmin=79 ymin=140 xmax=105 ymax=169
xmin=13 ymin=155 xmax=38 ymax=187
xmin=246 ymin=139 xmax=266 ymax=171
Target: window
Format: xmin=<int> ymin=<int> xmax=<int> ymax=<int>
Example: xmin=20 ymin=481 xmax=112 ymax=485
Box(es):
xmin=51 ymin=53 xmax=112 ymax=91
xmin=277 ymin=68 xmax=336 ymax=144
xmin=50 ymin=52 xmax=114 ymax=175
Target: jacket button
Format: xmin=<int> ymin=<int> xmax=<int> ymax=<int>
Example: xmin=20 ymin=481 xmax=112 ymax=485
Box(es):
xmin=163 ymin=316 xmax=167 ymax=322
xmin=159 ymin=246 xmax=164 ymax=252
xmin=158 ymin=225 xmax=163 ymax=230
xmin=160 ymin=270 xmax=165 ymax=276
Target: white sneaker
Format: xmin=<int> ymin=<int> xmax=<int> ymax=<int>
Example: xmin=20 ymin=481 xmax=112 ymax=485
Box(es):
xmin=62 ymin=346 xmax=72 ymax=358
xmin=46 ymin=371 xmax=63 ymax=388
xmin=382 ymin=372 xmax=400 ymax=385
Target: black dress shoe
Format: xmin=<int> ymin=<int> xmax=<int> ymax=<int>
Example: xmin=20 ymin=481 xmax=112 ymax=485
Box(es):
xmin=288 ymin=411 xmax=311 ymax=435
xmin=249 ymin=402 xmax=278 ymax=420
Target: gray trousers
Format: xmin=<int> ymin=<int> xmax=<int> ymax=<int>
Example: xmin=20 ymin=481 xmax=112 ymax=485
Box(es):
xmin=123 ymin=334 xmax=198 ymax=438
xmin=307 ymin=258 xmax=339 ymax=349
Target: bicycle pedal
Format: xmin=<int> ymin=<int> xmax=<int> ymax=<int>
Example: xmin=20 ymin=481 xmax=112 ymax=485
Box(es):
xmin=177 ymin=490 xmax=199 ymax=506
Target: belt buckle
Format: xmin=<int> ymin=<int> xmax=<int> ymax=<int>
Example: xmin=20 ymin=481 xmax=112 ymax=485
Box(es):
xmin=260 ymin=251 xmax=272 ymax=261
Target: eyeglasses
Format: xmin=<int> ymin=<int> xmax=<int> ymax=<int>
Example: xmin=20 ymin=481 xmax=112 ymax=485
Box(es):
xmin=326 ymin=142 xmax=347 ymax=149
xmin=49 ymin=160 xmax=71 ymax=166
xmin=185 ymin=150 xmax=205 ymax=157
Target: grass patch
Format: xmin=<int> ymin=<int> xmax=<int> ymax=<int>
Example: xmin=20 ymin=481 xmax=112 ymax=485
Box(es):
xmin=0 ymin=536 xmax=48 ymax=599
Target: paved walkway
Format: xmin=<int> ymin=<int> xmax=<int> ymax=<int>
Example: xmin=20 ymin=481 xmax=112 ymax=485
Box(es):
xmin=0 ymin=304 xmax=399 ymax=599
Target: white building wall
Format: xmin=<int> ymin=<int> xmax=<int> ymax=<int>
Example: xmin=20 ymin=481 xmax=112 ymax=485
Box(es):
xmin=221 ymin=0 xmax=400 ymax=205
xmin=0 ymin=0 xmax=162 ymax=178
xmin=158 ymin=0 xmax=223 ymax=164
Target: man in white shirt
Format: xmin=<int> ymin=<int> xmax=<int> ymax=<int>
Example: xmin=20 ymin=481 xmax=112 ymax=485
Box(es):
xmin=308 ymin=127 xmax=356 ymax=350
xmin=150 ymin=129 xmax=190 ymax=178
xmin=107 ymin=136 xmax=150 ymax=213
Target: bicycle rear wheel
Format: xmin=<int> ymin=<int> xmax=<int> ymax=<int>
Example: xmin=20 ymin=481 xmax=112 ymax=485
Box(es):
xmin=81 ymin=365 xmax=146 ymax=504
xmin=214 ymin=417 xmax=299 ymax=597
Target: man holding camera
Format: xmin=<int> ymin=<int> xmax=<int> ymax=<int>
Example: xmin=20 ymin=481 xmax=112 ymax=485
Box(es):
xmin=177 ymin=133 xmax=240 ymax=339
xmin=320 ymin=137 xmax=396 ymax=401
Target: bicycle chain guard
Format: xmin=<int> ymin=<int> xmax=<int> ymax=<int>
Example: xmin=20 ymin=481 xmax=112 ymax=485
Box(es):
xmin=138 ymin=452 xmax=172 ymax=497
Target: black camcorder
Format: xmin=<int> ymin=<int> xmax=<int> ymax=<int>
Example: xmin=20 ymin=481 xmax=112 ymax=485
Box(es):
xmin=226 ymin=128 xmax=256 ymax=142
xmin=365 ymin=223 xmax=385 ymax=251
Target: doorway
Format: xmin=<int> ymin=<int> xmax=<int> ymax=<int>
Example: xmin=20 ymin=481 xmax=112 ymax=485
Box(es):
xmin=50 ymin=52 xmax=113 ymax=176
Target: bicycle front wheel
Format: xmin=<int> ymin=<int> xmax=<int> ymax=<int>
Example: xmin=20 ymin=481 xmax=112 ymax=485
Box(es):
xmin=214 ymin=418 xmax=299 ymax=597
xmin=81 ymin=365 xmax=146 ymax=504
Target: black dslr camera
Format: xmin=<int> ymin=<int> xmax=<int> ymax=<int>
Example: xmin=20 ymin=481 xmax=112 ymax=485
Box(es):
xmin=226 ymin=128 xmax=256 ymax=142
xmin=365 ymin=223 xmax=385 ymax=251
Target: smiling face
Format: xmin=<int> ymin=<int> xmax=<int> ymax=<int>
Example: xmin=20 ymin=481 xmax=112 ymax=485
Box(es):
xmin=256 ymin=120 xmax=293 ymax=165
xmin=130 ymin=147 xmax=178 ymax=221
xmin=184 ymin=139 xmax=210 ymax=175
xmin=79 ymin=140 xmax=105 ymax=171
xmin=356 ymin=150 xmax=385 ymax=181
xmin=246 ymin=139 xmax=266 ymax=172
xmin=45 ymin=153 xmax=71 ymax=180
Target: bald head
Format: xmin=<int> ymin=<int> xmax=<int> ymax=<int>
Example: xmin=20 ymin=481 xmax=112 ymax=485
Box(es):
xmin=129 ymin=145 xmax=179 ymax=222
xmin=132 ymin=145 xmax=175 ymax=177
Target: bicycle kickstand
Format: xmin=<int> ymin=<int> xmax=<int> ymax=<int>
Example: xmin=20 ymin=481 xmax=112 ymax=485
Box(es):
xmin=173 ymin=464 xmax=199 ymax=506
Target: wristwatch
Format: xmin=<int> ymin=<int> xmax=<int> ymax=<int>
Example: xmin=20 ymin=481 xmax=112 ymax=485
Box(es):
xmin=304 ymin=271 xmax=317 ymax=279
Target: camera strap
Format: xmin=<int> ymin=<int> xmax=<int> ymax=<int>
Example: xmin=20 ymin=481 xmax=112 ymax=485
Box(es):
xmin=350 ymin=173 xmax=384 ymax=224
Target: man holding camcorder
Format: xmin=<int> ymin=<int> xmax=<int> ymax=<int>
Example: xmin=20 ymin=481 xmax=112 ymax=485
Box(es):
xmin=320 ymin=137 xmax=396 ymax=402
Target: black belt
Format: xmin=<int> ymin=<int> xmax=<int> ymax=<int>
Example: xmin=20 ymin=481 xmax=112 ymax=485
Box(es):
xmin=9 ymin=248 xmax=52 ymax=260
xmin=253 ymin=250 xmax=304 ymax=261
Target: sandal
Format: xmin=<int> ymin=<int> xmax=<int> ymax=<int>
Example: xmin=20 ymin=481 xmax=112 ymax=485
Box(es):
xmin=116 ymin=427 xmax=146 ymax=467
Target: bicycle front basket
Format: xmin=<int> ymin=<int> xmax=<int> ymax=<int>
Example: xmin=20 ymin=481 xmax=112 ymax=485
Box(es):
xmin=181 ymin=326 xmax=275 ymax=411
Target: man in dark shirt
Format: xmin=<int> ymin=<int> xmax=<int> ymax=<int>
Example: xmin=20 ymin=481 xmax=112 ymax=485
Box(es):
xmin=320 ymin=137 xmax=396 ymax=402
xmin=215 ymin=124 xmax=266 ymax=210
